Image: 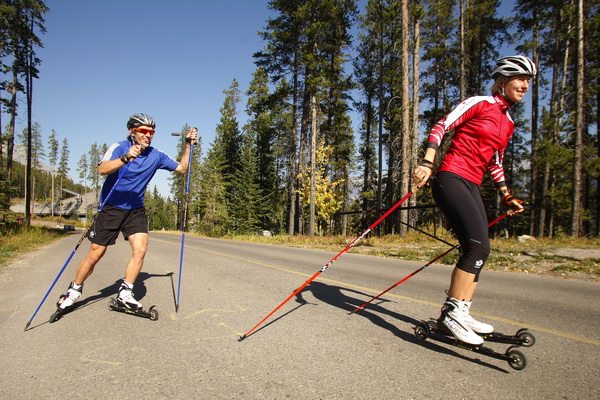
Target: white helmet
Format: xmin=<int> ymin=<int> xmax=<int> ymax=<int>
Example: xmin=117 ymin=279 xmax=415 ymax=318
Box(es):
xmin=491 ymin=55 xmax=537 ymax=79
xmin=127 ymin=113 xmax=156 ymax=130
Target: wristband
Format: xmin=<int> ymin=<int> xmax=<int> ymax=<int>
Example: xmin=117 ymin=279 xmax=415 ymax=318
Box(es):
xmin=418 ymin=159 xmax=434 ymax=170
xmin=120 ymin=154 xmax=130 ymax=164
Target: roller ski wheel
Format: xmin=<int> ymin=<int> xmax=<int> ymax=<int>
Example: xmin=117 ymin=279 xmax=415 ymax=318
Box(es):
xmin=49 ymin=304 xmax=77 ymax=323
xmin=49 ymin=309 xmax=64 ymax=323
xmin=108 ymin=298 xmax=159 ymax=321
xmin=506 ymin=346 xmax=527 ymax=370
xmin=413 ymin=320 xmax=528 ymax=371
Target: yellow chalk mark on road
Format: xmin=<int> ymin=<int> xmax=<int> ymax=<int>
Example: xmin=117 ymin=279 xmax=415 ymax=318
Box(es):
xmin=80 ymin=358 xmax=122 ymax=366
xmin=184 ymin=308 xmax=235 ymax=320
xmin=153 ymin=236 xmax=600 ymax=347
xmin=220 ymin=322 xmax=243 ymax=336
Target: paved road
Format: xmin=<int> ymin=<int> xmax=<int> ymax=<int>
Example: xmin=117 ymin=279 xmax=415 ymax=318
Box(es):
xmin=1 ymin=231 xmax=598 ymax=399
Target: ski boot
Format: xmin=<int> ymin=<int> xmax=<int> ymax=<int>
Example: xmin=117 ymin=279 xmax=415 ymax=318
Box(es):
xmin=439 ymin=299 xmax=536 ymax=347
xmin=439 ymin=298 xmax=484 ymax=345
xmin=414 ymin=319 xmax=528 ymax=370
xmin=462 ymin=300 xmax=494 ymax=334
xmin=107 ymin=280 xmax=158 ymax=321
xmin=49 ymin=282 xmax=83 ymax=323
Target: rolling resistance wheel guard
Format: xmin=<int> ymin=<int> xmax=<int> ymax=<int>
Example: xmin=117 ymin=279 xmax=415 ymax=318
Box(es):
xmin=239 ymin=190 xmax=415 ymax=341
xmin=24 ymin=162 xmax=133 ymax=331
xmin=351 ymin=213 xmax=508 ymax=314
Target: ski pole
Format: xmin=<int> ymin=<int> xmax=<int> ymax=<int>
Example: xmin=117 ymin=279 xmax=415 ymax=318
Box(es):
xmin=239 ymin=190 xmax=416 ymax=341
xmin=24 ymin=161 xmax=133 ymax=331
xmin=175 ymin=135 xmax=194 ymax=312
xmin=351 ymin=213 xmax=508 ymax=314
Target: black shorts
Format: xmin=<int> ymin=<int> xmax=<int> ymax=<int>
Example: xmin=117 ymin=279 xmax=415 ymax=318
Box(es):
xmin=88 ymin=205 xmax=148 ymax=246
xmin=431 ymin=171 xmax=490 ymax=280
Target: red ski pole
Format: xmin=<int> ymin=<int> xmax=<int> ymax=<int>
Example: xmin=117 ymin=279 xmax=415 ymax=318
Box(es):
xmin=351 ymin=213 xmax=508 ymax=314
xmin=239 ymin=190 xmax=416 ymax=341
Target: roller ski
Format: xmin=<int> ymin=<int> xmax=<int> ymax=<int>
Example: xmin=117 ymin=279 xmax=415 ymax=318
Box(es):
xmin=50 ymin=282 xmax=83 ymax=323
xmin=413 ymin=299 xmax=529 ymax=370
xmin=414 ymin=319 xmax=528 ymax=370
xmin=440 ymin=297 xmax=536 ymax=347
xmin=107 ymin=281 xmax=158 ymax=321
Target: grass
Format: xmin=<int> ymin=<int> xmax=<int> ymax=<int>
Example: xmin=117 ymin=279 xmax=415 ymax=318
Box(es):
xmin=1 ymin=222 xmax=598 ymax=281
xmin=220 ymin=230 xmax=600 ymax=281
xmin=0 ymin=224 xmax=68 ymax=268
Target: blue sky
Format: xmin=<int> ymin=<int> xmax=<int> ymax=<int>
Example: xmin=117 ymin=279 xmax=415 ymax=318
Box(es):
xmin=8 ymin=0 xmax=519 ymax=199
xmin=16 ymin=0 xmax=289 ymax=197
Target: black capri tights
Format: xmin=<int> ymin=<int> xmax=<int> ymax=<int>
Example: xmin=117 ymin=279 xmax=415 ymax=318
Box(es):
xmin=431 ymin=172 xmax=490 ymax=282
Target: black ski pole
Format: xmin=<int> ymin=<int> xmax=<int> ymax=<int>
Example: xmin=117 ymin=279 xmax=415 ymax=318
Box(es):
xmin=24 ymin=162 xmax=133 ymax=331
xmin=239 ymin=190 xmax=416 ymax=341
xmin=351 ymin=213 xmax=508 ymax=314
xmin=175 ymin=132 xmax=195 ymax=312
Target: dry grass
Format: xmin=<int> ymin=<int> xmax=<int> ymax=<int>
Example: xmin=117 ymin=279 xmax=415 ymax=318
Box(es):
xmin=222 ymin=231 xmax=600 ymax=282
xmin=1 ymin=223 xmax=598 ymax=282
xmin=0 ymin=224 xmax=68 ymax=267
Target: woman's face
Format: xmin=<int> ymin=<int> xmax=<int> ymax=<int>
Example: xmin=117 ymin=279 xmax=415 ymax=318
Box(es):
xmin=501 ymin=75 xmax=531 ymax=103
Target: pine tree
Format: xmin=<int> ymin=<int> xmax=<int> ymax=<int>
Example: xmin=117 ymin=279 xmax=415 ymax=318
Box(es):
xmin=246 ymin=67 xmax=283 ymax=231
xmin=228 ymin=129 xmax=261 ymax=234
xmin=57 ymin=138 xmax=69 ymax=178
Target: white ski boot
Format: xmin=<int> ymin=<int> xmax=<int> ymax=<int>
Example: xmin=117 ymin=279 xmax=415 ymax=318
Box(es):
xmin=56 ymin=282 xmax=83 ymax=310
xmin=463 ymin=301 xmax=494 ymax=334
xmin=117 ymin=281 xmax=142 ymax=310
xmin=439 ymin=297 xmax=484 ymax=345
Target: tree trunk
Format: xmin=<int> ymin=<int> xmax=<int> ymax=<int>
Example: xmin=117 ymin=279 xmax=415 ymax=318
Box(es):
xmin=410 ymin=11 xmax=421 ymax=213
xmin=309 ymin=93 xmax=317 ymax=237
xmin=287 ymin=61 xmax=300 ymax=236
xmin=7 ymin=68 xmax=18 ymax=180
xmin=399 ymin=0 xmax=411 ymax=236
xmin=377 ymin=0 xmax=385 ymax=236
xmin=570 ymin=0 xmax=584 ymax=237
xmin=529 ymin=12 xmax=540 ymax=236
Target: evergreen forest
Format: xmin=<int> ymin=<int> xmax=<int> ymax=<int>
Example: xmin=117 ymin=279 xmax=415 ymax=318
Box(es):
xmin=2 ymin=0 xmax=599 ymax=239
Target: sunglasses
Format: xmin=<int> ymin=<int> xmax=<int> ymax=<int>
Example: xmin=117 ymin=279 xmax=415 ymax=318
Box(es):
xmin=135 ymin=127 xmax=155 ymax=135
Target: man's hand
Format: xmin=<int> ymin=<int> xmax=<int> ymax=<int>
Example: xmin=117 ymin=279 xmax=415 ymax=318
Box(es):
xmin=186 ymin=127 xmax=198 ymax=145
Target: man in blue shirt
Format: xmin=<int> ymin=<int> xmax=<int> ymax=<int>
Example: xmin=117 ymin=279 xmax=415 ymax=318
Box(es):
xmin=57 ymin=113 xmax=197 ymax=312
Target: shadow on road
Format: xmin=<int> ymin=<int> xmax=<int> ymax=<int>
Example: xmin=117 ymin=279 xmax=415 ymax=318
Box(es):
xmin=26 ymin=271 xmax=172 ymax=330
xmin=301 ymin=281 xmax=507 ymax=372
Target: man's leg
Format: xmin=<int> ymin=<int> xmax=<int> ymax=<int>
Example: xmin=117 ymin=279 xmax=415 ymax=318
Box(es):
xmin=74 ymin=243 xmax=108 ymax=285
xmin=116 ymin=233 xmax=148 ymax=310
xmin=124 ymin=232 xmax=148 ymax=283
xmin=57 ymin=243 xmax=107 ymax=310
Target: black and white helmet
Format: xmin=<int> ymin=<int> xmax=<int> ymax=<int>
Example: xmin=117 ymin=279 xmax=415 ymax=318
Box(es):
xmin=491 ymin=55 xmax=537 ymax=79
xmin=127 ymin=113 xmax=156 ymax=130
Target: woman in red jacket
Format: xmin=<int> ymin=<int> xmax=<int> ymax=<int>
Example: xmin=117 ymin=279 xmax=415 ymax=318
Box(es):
xmin=412 ymin=55 xmax=537 ymax=345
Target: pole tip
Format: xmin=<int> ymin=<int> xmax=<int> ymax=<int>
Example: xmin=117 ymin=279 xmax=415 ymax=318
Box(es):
xmin=24 ymin=322 xmax=30 ymax=332
xmin=238 ymin=335 xmax=247 ymax=342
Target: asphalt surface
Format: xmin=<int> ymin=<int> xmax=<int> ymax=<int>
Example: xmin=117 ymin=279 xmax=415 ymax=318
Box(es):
xmin=1 ymin=231 xmax=598 ymax=399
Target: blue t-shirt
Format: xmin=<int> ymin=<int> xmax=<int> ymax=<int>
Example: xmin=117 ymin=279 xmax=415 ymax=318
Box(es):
xmin=99 ymin=140 xmax=179 ymax=209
